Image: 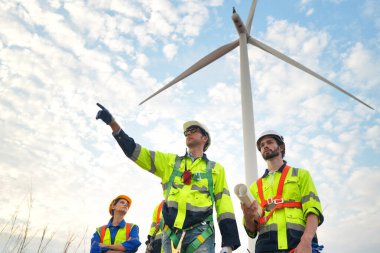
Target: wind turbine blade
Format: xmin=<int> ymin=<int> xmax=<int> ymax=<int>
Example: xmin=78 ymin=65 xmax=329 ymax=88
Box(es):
xmin=139 ymin=39 xmax=239 ymax=105
xmin=248 ymin=36 xmax=374 ymax=110
xmin=246 ymin=0 xmax=257 ymax=34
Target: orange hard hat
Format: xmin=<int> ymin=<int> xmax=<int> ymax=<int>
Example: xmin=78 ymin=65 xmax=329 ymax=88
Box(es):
xmin=109 ymin=195 xmax=132 ymax=215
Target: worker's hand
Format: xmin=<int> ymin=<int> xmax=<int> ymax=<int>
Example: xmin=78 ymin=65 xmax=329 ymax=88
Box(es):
xmin=294 ymin=243 xmax=311 ymax=253
xmin=91 ymin=241 xmax=108 ymax=253
xmin=252 ymin=200 xmax=262 ymax=220
xmin=294 ymin=238 xmax=312 ymax=253
xmin=96 ymin=103 xmax=114 ymax=125
xmin=220 ymin=246 xmax=232 ymax=253
xmin=241 ymin=200 xmax=260 ymax=221
xmin=241 ymin=200 xmax=261 ymax=233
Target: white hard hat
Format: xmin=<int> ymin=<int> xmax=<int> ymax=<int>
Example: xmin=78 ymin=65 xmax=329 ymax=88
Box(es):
xmin=256 ymin=130 xmax=285 ymax=156
xmin=183 ymin=120 xmax=211 ymax=151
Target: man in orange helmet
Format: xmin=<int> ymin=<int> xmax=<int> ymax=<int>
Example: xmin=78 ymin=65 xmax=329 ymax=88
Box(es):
xmin=91 ymin=195 xmax=142 ymax=253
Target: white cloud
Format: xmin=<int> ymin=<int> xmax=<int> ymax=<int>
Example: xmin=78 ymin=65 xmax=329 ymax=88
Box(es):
xmin=176 ymin=2 xmax=209 ymax=37
xmin=365 ymin=121 xmax=380 ymax=151
xmin=162 ymin=43 xmax=178 ymax=60
xmin=341 ymin=42 xmax=380 ymax=89
xmin=305 ymin=8 xmax=314 ymax=16
xmin=0 ymin=1 xmax=379 ymax=253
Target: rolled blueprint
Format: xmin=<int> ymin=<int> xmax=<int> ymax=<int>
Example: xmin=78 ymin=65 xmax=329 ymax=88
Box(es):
xmin=234 ymin=183 xmax=254 ymax=206
xmin=234 ymin=183 xmax=262 ymax=220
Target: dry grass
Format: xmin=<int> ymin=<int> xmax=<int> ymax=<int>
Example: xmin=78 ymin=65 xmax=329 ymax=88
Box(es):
xmin=0 ymin=193 xmax=88 ymax=253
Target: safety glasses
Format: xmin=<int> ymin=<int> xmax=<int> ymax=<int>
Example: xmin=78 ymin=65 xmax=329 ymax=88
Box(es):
xmin=184 ymin=127 xmax=201 ymax=136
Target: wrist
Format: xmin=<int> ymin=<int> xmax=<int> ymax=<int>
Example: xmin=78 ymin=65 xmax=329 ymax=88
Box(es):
xmin=244 ymin=217 xmax=257 ymax=232
xmin=300 ymin=234 xmax=313 ymax=244
xmin=110 ymin=121 xmax=120 ymax=132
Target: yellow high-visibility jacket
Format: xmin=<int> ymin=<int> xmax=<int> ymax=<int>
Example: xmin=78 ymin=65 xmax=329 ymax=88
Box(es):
xmin=247 ymin=163 xmax=323 ymax=252
xmin=147 ymin=201 xmax=164 ymax=253
xmin=149 ymin=201 xmax=163 ymax=239
xmin=113 ymin=129 xmax=240 ymax=250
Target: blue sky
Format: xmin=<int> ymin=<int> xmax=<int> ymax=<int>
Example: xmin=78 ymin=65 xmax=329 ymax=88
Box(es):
xmin=0 ymin=0 xmax=379 ymax=252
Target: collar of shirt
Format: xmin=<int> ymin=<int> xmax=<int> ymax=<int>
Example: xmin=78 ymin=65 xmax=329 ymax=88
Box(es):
xmin=261 ymin=160 xmax=287 ymax=178
xmin=107 ymin=218 xmax=126 ymax=228
xmin=180 ymin=151 xmax=209 ymax=162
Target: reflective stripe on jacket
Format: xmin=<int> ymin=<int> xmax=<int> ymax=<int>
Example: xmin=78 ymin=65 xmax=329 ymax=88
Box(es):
xmin=248 ymin=164 xmax=323 ymax=252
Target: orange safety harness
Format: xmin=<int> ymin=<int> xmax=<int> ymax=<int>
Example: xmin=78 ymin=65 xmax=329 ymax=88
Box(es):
xmin=257 ymin=165 xmax=302 ymax=227
xmin=155 ymin=200 xmax=164 ymax=227
xmin=99 ymin=223 xmax=132 ymax=243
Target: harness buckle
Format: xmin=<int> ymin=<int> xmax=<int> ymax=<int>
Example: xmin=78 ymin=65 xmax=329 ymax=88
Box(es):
xmin=193 ymin=172 xmax=202 ymax=181
xmin=274 ymin=198 xmax=284 ymax=204
xmin=267 ymin=198 xmax=273 ymax=204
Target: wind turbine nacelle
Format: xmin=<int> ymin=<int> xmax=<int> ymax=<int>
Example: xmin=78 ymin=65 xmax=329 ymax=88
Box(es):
xmin=232 ymin=11 xmax=247 ymax=34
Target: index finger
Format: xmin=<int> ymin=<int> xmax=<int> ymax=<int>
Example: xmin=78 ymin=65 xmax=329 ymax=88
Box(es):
xmin=96 ymin=103 xmax=106 ymax=110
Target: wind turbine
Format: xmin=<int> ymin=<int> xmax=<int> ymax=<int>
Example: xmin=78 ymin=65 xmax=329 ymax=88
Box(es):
xmin=139 ymin=1 xmax=373 ymax=249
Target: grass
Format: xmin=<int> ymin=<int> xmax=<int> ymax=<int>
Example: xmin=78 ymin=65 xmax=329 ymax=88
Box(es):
xmin=0 ymin=193 xmax=88 ymax=253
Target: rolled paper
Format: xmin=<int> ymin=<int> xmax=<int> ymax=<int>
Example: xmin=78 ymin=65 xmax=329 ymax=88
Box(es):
xmin=234 ymin=183 xmax=262 ymax=220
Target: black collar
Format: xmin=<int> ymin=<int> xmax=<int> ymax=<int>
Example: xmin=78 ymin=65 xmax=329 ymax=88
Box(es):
xmin=179 ymin=151 xmax=209 ymax=162
xmin=262 ymin=161 xmax=287 ymax=178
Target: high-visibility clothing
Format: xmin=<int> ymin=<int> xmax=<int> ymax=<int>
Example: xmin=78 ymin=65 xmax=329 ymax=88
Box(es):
xmin=91 ymin=219 xmax=141 ymax=253
xmin=97 ymin=223 xmax=134 ymax=245
xmin=146 ymin=200 xmax=164 ymax=253
xmin=247 ymin=163 xmax=323 ymax=253
xmin=149 ymin=200 xmax=164 ymax=238
xmin=113 ymin=129 xmax=240 ymax=250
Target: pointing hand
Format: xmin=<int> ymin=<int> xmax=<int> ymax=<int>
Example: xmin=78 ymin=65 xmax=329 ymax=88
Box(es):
xmin=96 ymin=103 xmax=114 ymax=125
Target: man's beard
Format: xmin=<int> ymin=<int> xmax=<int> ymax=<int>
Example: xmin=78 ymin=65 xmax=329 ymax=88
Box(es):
xmin=186 ymin=139 xmax=201 ymax=149
xmin=262 ymin=147 xmax=281 ymax=161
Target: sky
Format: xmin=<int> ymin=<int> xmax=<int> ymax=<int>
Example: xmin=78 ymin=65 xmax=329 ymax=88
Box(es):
xmin=0 ymin=0 xmax=379 ymax=252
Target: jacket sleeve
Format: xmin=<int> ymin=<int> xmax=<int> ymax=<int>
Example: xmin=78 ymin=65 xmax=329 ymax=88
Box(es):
xmin=213 ymin=163 xmax=241 ymax=250
xmin=121 ymin=225 xmax=142 ymax=253
xmin=299 ymin=169 xmax=324 ymax=225
xmin=113 ymin=129 xmax=137 ymax=157
xmin=90 ymin=231 xmax=108 ymax=253
xmin=113 ymin=128 xmax=173 ymax=180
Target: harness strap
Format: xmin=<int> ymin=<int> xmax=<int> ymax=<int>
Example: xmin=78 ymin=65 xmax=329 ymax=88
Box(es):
xmin=257 ymin=166 xmax=302 ymax=227
xmin=276 ymin=165 xmax=289 ymax=199
xmin=151 ymin=201 xmax=165 ymax=239
xmin=258 ymin=202 xmax=302 ymax=225
xmin=206 ymin=161 xmax=215 ymax=203
xmin=165 ymin=156 xmax=182 ymax=202
xmin=163 ymin=224 xmax=180 ymax=248
xmin=156 ymin=200 xmax=164 ymax=225
xmin=185 ymin=219 xmax=214 ymax=253
xmin=163 ymin=215 xmax=214 ymax=250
